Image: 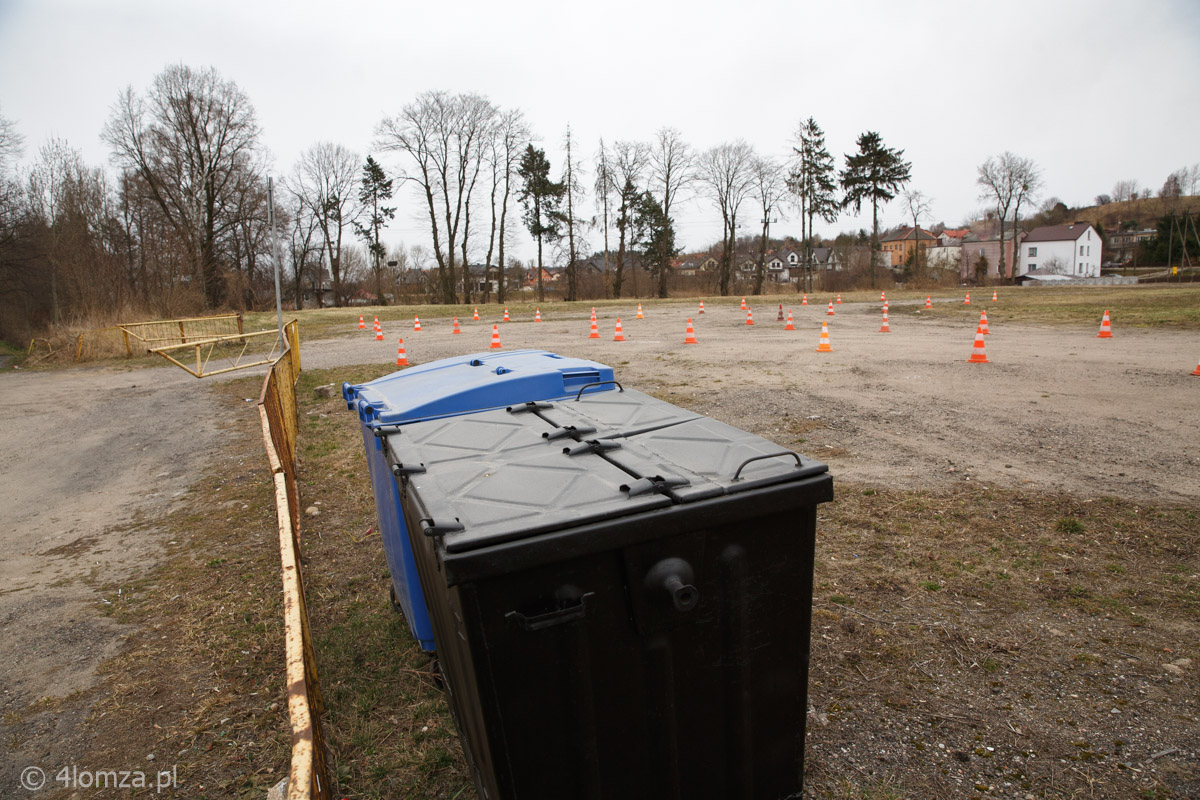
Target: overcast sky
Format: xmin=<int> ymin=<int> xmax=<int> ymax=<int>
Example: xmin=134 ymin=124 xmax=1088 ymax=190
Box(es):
xmin=2 ymin=0 xmax=1198 ymax=263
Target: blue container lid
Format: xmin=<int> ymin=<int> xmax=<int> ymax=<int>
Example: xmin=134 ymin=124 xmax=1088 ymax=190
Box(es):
xmin=343 ymin=350 xmax=616 ymax=426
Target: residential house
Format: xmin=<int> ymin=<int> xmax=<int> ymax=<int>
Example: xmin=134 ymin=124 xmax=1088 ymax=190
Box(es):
xmin=960 ymin=233 xmax=1025 ymax=281
xmin=938 ymin=228 xmax=970 ymax=247
xmin=1105 ymin=228 xmax=1155 ymax=265
xmin=880 ymin=227 xmax=938 ymax=267
xmin=1019 ymin=223 xmax=1101 ymax=278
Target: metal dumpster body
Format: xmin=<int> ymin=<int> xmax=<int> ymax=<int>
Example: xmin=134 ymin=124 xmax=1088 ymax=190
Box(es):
xmin=385 ymin=388 xmax=833 ymax=798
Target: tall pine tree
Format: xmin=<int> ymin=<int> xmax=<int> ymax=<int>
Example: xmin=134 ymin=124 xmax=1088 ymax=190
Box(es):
xmin=353 ymin=155 xmax=395 ymax=304
xmin=840 ymin=131 xmax=911 ymax=288
xmin=517 ymin=145 xmax=564 ymax=303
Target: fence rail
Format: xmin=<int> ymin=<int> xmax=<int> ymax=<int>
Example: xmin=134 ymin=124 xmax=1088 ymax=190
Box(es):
xmin=256 ymin=321 xmax=331 ymax=800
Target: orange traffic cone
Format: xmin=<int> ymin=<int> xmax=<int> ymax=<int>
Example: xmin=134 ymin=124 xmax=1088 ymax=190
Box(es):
xmin=992 ymin=290 xmax=998 ymax=302
xmin=836 ymin=293 xmax=842 ymax=304
xmin=396 ymin=338 xmax=408 ymax=366
xmin=784 ymin=310 xmax=795 ymax=331
xmin=801 ymin=294 xmax=808 ymax=305
xmin=925 ymin=295 xmax=932 ymax=309
xmin=588 ymin=317 xmax=600 ymax=339
xmin=375 ymin=324 xmax=383 ymax=342
xmin=489 ymin=324 xmax=502 ymax=349
xmin=472 ymin=307 xmax=479 ymax=321
xmin=613 ymin=318 xmax=625 ymax=341
xmin=358 ymin=315 xmax=366 ymax=329
xmin=1097 ymin=309 xmax=1113 ymax=338
xmin=684 ymin=318 xmax=698 ymax=344
xmin=967 ymin=329 xmax=989 ymax=363
xmin=503 ymin=307 xmax=510 ymax=322
xmin=1191 ymin=358 xmax=1200 ymax=376
xmin=776 ymin=303 xmax=784 ymax=321
xmin=698 ymin=301 xmax=705 ymax=314
xmin=535 ymin=308 xmax=542 ymax=322
xmin=879 ymin=309 xmax=891 ymax=333
xmin=964 ymin=292 xmax=971 ymax=305
xmin=979 ymin=310 xmax=990 ymax=335
xmin=826 ymin=301 xmax=835 ymax=316
xmin=880 ymin=291 xmax=886 ymax=302
xmin=882 ymin=301 xmax=889 ymax=315
xmin=452 ymin=316 xmax=461 ymax=334
xmin=636 ymin=303 xmax=644 ymax=319
xmin=373 ymin=315 xmax=380 ymax=330
xmin=413 ymin=316 xmax=422 ymax=331
xmin=746 ymin=308 xmax=755 ymax=326
xmin=740 ymin=296 xmax=747 ymax=310
xmin=816 ymin=321 xmax=833 ymax=352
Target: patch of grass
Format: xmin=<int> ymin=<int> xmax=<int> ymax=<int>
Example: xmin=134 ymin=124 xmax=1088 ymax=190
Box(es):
xmin=1056 ymin=516 xmax=1085 ymax=534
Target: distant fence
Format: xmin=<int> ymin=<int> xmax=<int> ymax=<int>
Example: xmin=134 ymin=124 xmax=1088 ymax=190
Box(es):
xmin=256 ymin=321 xmax=332 ymax=800
xmin=73 ymin=313 xmax=244 ymax=361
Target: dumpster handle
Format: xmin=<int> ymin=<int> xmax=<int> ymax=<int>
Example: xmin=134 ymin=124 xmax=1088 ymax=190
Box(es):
xmin=574 ymin=380 xmax=623 ymax=401
xmin=506 ymin=592 xmax=595 ymax=631
xmin=507 ymin=400 xmax=554 ymax=414
xmin=731 ymin=451 xmax=803 ymax=481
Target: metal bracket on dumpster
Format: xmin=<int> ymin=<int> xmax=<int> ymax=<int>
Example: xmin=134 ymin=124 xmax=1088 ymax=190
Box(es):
xmin=620 ymin=474 xmax=691 ymax=497
xmin=543 ymin=424 xmax=597 ymax=441
xmin=574 ymin=380 xmax=623 ymax=401
xmin=506 ymin=401 xmax=554 ymax=414
xmin=421 ymin=518 xmax=465 ymax=538
xmin=563 ymin=439 xmax=622 ymax=457
xmin=392 ymin=462 xmax=427 ymax=477
xmin=372 ymin=424 xmax=405 ymax=439
xmin=731 ymin=451 xmax=803 ymax=481
xmin=506 ymin=592 xmax=595 ymax=631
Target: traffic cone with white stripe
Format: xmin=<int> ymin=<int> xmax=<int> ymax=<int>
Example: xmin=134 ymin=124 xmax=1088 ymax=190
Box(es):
xmin=777 ymin=303 xmax=784 ymax=321
xmin=358 ymin=315 xmax=366 ymax=329
xmin=967 ymin=329 xmax=989 ymax=363
xmin=1191 ymin=358 xmax=1200 ymax=376
xmin=925 ymin=295 xmax=932 ymax=309
xmin=452 ymin=316 xmax=461 ymax=334
xmin=740 ymin=296 xmax=747 ymax=310
xmin=964 ymin=292 xmax=971 ymax=304
xmin=636 ymin=303 xmax=644 ymax=319
xmin=698 ymin=301 xmax=705 ymax=314
xmin=684 ymin=318 xmax=698 ymax=344
xmin=880 ymin=291 xmax=886 ymax=302
xmin=588 ymin=317 xmax=600 ymax=339
xmin=746 ymin=308 xmax=755 ymax=325
xmin=979 ymin=309 xmax=990 ymax=335
xmin=1097 ymin=309 xmax=1113 ymax=338
xmin=373 ymin=315 xmax=380 ymax=333
xmin=489 ymin=324 xmax=502 ymax=349
xmin=879 ymin=308 xmax=891 ymax=333
xmin=396 ymin=338 xmax=408 ymax=366
xmin=836 ymin=293 xmax=842 ymax=304
xmin=992 ymin=290 xmax=998 ymax=302
xmin=802 ymin=294 xmax=808 ymax=305
xmin=413 ymin=316 xmax=422 ymax=332
xmin=472 ymin=307 xmax=479 ymax=321
xmin=826 ymin=301 xmax=835 ymax=316
xmin=503 ymin=307 xmax=510 ymax=322
xmin=535 ymin=308 xmax=542 ymax=322
xmin=375 ymin=322 xmax=383 ymax=342
xmin=784 ymin=309 xmax=795 ymax=330
xmin=816 ymin=321 xmax=833 ymax=352
xmin=613 ymin=318 xmax=625 ymax=341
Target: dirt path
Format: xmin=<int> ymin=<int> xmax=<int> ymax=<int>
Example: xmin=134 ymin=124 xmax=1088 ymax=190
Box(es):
xmin=0 ymin=363 xmax=232 ymax=792
xmin=302 ymin=301 xmax=1200 ymax=504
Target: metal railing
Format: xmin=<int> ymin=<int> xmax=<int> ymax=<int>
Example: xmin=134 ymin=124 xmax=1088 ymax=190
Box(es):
xmin=256 ymin=322 xmax=332 ymax=800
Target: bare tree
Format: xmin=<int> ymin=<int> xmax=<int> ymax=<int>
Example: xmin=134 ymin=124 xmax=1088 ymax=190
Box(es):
xmin=1112 ymin=179 xmax=1140 ymax=204
xmin=749 ymin=157 xmax=786 ymax=295
xmin=281 ymin=179 xmax=322 ymax=309
xmin=594 ymin=139 xmax=615 ymax=297
xmin=977 ymin=152 xmax=1038 ymax=281
xmin=376 ymin=90 xmax=498 ymax=304
xmin=1009 ymin=156 xmax=1043 ymax=269
xmin=647 ymin=127 xmax=695 ymax=298
xmin=610 ymin=140 xmax=649 ymax=297
xmin=290 ymin=142 xmax=360 ymax=306
xmin=1187 ymin=164 xmax=1200 ymax=196
xmin=561 ymin=124 xmax=588 ymax=301
xmin=103 ymin=64 xmax=264 ymax=308
xmin=697 ymin=140 xmax=756 ymax=296
xmin=902 ymin=188 xmax=933 ymax=279
xmin=484 ymin=109 xmax=530 ymax=305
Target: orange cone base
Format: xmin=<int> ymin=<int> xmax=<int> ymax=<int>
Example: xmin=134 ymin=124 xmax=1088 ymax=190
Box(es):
xmin=968 ymin=333 xmax=989 ymax=363
xmin=1191 ymin=362 xmax=1200 ymax=376
xmin=489 ymin=325 xmax=502 ymax=348
xmin=613 ymin=319 xmax=625 ymax=341
xmin=684 ymin=319 xmax=698 ymax=344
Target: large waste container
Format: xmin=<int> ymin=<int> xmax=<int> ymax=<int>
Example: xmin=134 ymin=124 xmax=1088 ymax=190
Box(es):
xmin=342 ymin=350 xmax=617 ymax=651
xmin=383 ymin=385 xmax=833 ymax=799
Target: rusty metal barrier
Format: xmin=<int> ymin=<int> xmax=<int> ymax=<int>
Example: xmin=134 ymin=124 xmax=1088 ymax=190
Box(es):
xmin=256 ymin=321 xmax=332 ymax=800
xmin=72 ymin=313 xmax=244 ymax=362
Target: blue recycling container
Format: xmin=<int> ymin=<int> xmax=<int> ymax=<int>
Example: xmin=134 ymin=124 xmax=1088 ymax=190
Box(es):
xmin=343 ymin=350 xmax=616 ymax=651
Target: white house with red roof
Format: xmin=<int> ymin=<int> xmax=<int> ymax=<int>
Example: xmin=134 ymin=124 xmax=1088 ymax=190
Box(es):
xmin=1019 ymin=223 xmax=1101 ymax=278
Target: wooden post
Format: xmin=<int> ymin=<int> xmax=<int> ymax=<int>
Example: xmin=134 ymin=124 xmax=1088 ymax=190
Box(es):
xmin=122 ymin=328 xmax=132 ymax=358
xmin=179 ymin=320 xmax=187 ymax=344
xmin=76 ymin=334 xmax=84 ymax=362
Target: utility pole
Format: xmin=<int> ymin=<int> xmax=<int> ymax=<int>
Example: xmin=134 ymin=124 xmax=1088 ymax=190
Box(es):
xmin=267 ymin=177 xmax=284 ymax=347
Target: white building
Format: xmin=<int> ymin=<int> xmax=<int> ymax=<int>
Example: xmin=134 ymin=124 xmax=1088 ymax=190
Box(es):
xmin=1019 ymin=223 xmax=1101 ymax=278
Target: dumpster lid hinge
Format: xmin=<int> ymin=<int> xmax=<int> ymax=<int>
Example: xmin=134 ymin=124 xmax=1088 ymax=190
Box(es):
xmin=392 ymin=462 xmax=427 ymax=477
xmin=421 ymin=518 xmax=465 ymax=538
xmin=620 ymin=474 xmax=691 ymax=497
xmin=543 ymin=424 xmax=597 ymax=441
xmin=563 ymin=439 xmax=622 ymax=456
xmin=506 ymin=401 xmax=554 ymax=414
xmin=372 ymin=424 xmax=405 ymax=438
